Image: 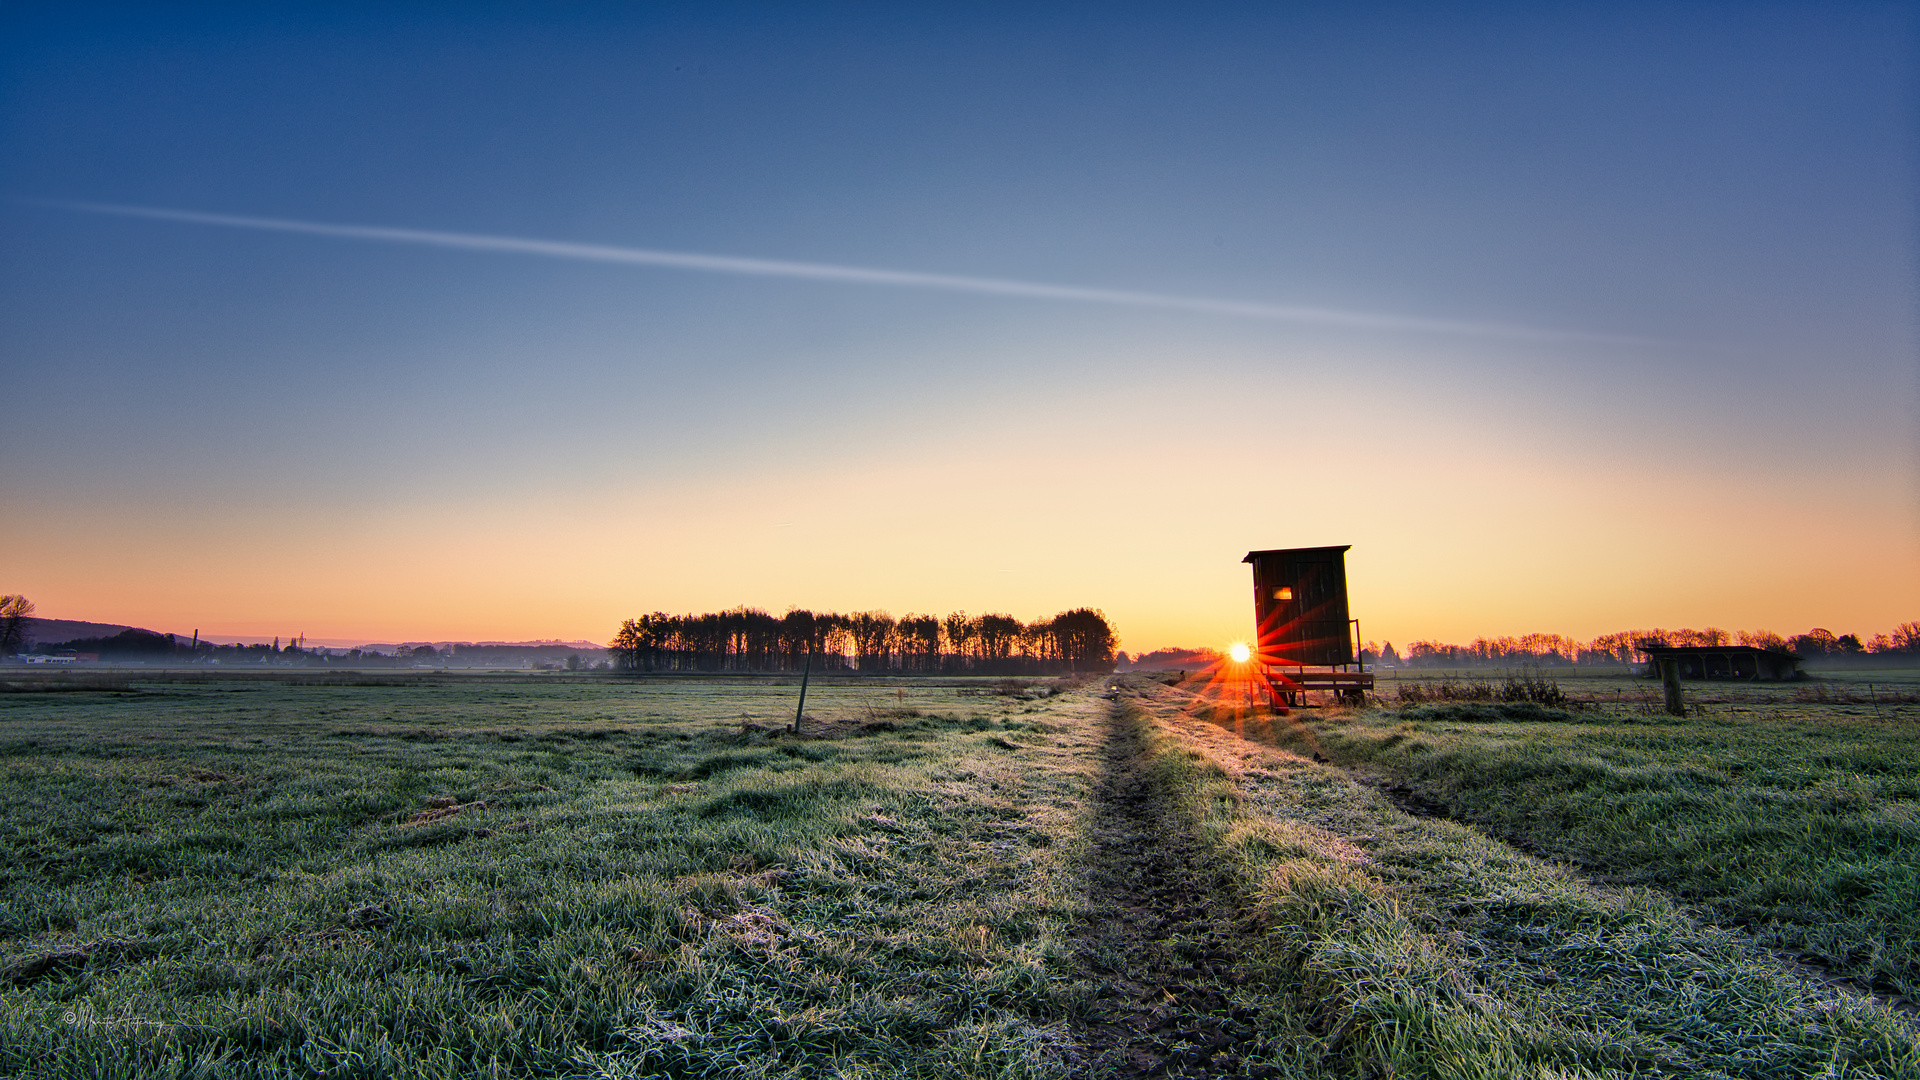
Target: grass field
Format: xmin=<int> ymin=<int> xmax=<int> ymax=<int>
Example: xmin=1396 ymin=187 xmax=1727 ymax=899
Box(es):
xmin=2 ymin=670 xmax=1916 ymax=1078
xmin=1246 ymin=670 xmax=1920 ymax=1002
xmin=1 ymin=674 xmax=1109 ymax=1078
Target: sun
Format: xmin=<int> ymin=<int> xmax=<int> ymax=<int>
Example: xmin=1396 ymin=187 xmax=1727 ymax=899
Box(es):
xmin=1228 ymin=641 xmax=1251 ymax=664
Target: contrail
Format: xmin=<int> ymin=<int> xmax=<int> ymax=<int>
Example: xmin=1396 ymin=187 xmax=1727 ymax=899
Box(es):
xmin=34 ymin=198 xmax=1643 ymax=343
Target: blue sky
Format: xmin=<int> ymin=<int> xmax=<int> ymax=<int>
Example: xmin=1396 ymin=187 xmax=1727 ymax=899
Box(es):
xmin=2 ymin=3 xmax=1913 ymax=648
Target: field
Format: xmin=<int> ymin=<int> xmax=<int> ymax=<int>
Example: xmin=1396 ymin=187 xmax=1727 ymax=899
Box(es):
xmin=1 ymin=669 xmax=1916 ymax=1078
xmin=1256 ymin=667 xmax=1920 ymax=1000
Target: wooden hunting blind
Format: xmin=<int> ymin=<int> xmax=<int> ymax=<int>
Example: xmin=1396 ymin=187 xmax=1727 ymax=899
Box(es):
xmin=1244 ymin=545 xmax=1372 ymax=707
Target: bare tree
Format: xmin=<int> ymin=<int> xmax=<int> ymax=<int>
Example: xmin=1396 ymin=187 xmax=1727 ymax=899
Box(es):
xmin=1737 ymin=629 xmax=1791 ymax=653
xmin=973 ymin=613 xmax=1021 ymax=668
xmin=1790 ymin=628 xmax=1840 ymax=657
xmin=942 ymin=611 xmax=974 ymax=672
xmin=820 ymin=616 xmax=855 ymax=671
xmin=849 ymin=611 xmax=896 ymax=672
xmin=898 ymin=614 xmax=941 ymax=673
xmin=1891 ymin=622 xmax=1920 ymax=653
xmin=0 ymin=595 xmax=32 ymax=656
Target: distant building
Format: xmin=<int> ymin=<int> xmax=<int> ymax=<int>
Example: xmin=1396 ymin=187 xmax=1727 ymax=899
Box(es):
xmin=1639 ymin=645 xmax=1801 ymax=681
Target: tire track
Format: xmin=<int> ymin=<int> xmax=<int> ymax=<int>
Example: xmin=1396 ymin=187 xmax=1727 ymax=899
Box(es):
xmin=1073 ymin=687 xmax=1280 ymax=1078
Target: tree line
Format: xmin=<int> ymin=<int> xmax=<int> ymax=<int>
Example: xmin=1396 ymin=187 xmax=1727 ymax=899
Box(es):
xmin=1392 ymin=623 xmax=1920 ymax=667
xmin=607 ymin=607 xmax=1117 ymax=675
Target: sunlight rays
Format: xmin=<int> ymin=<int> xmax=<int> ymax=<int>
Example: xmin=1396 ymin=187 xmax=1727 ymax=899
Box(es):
xmin=1147 ymin=641 xmax=1333 ymax=761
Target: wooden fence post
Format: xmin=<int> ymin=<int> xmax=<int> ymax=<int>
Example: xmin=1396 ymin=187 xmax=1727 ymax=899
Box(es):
xmin=792 ymin=646 xmax=813 ymax=735
xmin=1660 ymin=659 xmax=1686 ymax=717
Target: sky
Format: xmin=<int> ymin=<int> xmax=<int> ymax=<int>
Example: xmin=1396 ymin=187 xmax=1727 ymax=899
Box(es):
xmin=2 ymin=3 xmax=1915 ymax=653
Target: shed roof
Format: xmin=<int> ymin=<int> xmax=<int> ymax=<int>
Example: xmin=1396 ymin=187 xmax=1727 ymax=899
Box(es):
xmin=1640 ymin=645 xmax=1800 ymax=659
xmin=1243 ymin=545 xmax=1351 ymax=563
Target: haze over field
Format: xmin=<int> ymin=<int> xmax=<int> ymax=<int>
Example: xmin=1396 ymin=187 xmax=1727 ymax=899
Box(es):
xmin=2 ymin=5 xmax=1913 ymax=652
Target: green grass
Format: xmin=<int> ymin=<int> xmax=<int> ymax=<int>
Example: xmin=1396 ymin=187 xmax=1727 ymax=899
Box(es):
xmin=0 ymin=678 xmax=1105 ymax=1078
xmin=1123 ymin=678 xmax=1920 ymax=1079
xmin=1241 ymin=692 xmax=1920 ymax=1001
xmin=5 ymin=672 xmax=1917 ymax=1078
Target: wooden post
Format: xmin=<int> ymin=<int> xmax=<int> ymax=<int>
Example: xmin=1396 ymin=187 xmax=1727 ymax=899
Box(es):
xmin=791 ymin=645 xmax=813 ymax=735
xmin=1660 ymin=659 xmax=1686 ymax=717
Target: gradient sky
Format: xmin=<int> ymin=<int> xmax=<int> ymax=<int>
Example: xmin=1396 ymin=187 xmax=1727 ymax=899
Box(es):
xmin=2 ymin=3 xmax=1915 ymax=652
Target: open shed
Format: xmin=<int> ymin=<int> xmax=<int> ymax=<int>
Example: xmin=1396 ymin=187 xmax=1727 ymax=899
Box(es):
xmin=1639 ymin=645 xmax=1802 ymax=681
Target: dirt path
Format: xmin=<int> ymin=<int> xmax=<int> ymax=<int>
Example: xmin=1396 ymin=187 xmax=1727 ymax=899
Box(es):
xmin=1073 ymin=687 xmax=1277 ymax=1079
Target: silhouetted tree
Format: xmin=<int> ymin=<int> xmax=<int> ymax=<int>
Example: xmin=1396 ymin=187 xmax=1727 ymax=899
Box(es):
xmin=0 ymin=595 xmax=32 ymax=656
xmin=1888 ymin=623 xmax=1920 ymax=654
xmin=897 ymin=614 xmax=941 ymax=673
xmin=849 ymin=611 xmax=896 ymax=672
xmin=778 ymin=609 xmax=818 ymax=669
xmin=1049 ymin=608 xmax=1116 ymax=671
xmin=608 ymin=605 xmax=1114 ymax=675
xmin=819 ymin=615 xmax=854 ymax=671
xmin=1737 ymin=630 xmax=1791 ymax=653
xmin=1789 ymin=628 xmax=1839 ymax=657
xmin=974 ymin=614 xmax=1021 ymax=667
xmin=940 ymin=612 xmax=972 ymax=672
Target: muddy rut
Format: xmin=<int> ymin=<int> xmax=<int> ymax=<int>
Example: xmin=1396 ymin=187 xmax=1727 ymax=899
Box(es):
xmin=1074 ymin=688 xmax=1278 ymax=1079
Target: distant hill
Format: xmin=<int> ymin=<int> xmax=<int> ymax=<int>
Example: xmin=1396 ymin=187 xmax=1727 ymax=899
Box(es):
xmin=22 ymin=618 xmax=152 ymax=646
xmin=357 ymin=640 xmax=606 ymax=653
xmin=20 ymin=617 xmax=606 ymax=656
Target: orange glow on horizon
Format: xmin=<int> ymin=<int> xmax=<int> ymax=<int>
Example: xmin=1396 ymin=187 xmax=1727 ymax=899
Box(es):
xmin=9 ymin=402 xmax=1914 ymax=654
